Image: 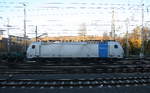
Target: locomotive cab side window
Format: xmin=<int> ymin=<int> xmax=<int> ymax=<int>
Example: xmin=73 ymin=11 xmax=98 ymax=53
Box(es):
xmin=114 ymin=45 xmax=118 ymax=48
xmin=32 ymin=45 xmax=35 ymax=49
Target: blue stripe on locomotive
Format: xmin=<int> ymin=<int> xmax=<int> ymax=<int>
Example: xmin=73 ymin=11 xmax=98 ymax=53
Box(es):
xmin=98 ymin=42 xmax=108 ymax=58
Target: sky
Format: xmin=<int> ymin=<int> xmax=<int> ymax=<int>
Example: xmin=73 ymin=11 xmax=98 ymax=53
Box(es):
xmin=0 ymin=0 xmax=150 ymax=38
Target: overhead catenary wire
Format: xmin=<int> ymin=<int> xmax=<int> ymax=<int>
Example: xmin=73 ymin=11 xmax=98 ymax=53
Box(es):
xmin=0 ymin=2 xmax=150 ymax=37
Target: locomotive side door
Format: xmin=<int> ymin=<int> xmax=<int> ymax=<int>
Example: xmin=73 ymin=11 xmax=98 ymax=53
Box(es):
xmin=35 ymin=44 xmax=40 ymax=57
xmin=31 ymin=44 xmax=40 ymax=57
xmin=108 ymin=42 xmax=123 ymax=58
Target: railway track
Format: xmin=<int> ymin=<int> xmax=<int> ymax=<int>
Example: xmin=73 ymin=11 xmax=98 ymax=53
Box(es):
xmin=0 ymin=58 xmax=150 ymax=74
xmin=0 ymin=59 xmax=150 ymax=68
xmin=1 ymin=58 xmax=150 ymax=67
xmin=0 ymin=64 xmax=150 ymax=74
xmin=0 ymin=76 xmax=150 ymax=88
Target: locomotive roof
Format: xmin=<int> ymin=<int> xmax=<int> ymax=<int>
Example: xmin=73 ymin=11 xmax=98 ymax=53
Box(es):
xmin=31 ymin=40 xmax=119 ymax=45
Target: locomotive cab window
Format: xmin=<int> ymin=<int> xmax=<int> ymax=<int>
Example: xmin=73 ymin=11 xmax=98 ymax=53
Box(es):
xmin=114 ymin=45 xmax=118 ymax=48
xmin=32 ymin=45 xmax=35 ymax=49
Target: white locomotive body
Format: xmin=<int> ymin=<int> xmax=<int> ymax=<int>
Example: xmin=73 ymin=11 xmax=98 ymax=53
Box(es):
xmin=27 ymin=41 xmax=124 ymax=60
